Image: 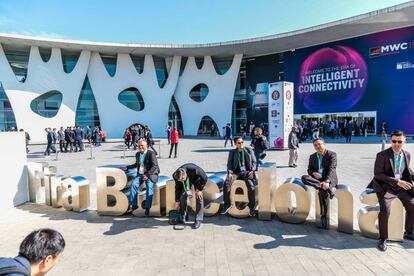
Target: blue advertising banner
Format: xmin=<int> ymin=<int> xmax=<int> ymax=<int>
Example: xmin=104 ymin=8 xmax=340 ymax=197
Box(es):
xmin=284 ymin=26 xmax=414 ymax=134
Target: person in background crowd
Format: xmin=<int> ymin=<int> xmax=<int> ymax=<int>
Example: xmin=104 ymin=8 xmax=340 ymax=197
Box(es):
xmin=122 ymin=139 xmax=159 ymax=216
xmin=123 ymin=128 xmax=132 ymax=149
xmin=312 ymin=123 xmax=319 ymax=140
xmin=85 ymin=125 xmax=92 ymax=144
xmin=381 ymin=128 xmax=387 ymax=151
xmin=74 ymin=126 xmax=84 ymax=152
xmin=345 ymin=120 xmax=354 ymax=143
xmin=173 ymin=163 xmax=207 ymax=229
xmin=144 ymin=127 xmax=158 ymax=155
xmin=0 ymin=228 xmax=65 ymax=276
xmin=381 ymin=120 xmax=388 ymax=134
xmin=169 ymin=127 xmax=179 ymax=158
xmin=249 ymin=121 xmax=255 ymax=140
xmin=288 ymin=126 xmax=299 ymax=167
xmin=131 ymin=126 xmax=138 ymax=150
xmin=93 ymin=126 xmax=101 ymax=146
xmin=100 ymin=129 xmax=106 ymax=142
xmin=224 ymin=123 xmax=233 ymax=147
xmin=70 ymin=127 xmax=76 ymax=150
xmin=20 ymin=129 xmax=30 ymax=153
xmin=221 ymin=136 xmax=257 ymax=217
xmin=166 ymin=123 xmax=172 ymax=144
xmin=368 ymin=130 xmax=414 ymax=252
xmin=250 ymin=127 xmax=268 ymax=170
xmin=57 ymin=127 xmax=65 ymax=153
xmin=44 ymin=128 xmax=56 ymax=156
xmin=301 ymin=138 xmax=338 ymax=230
xmin=64 ymin=126 xmax=73 ymax=152
xmin=52 ymin=128 xmax=58 ymax=151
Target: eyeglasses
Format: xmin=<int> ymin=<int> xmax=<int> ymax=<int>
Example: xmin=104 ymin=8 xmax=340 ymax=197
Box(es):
xmin=392 ymin=140 xmax=403 ymax=144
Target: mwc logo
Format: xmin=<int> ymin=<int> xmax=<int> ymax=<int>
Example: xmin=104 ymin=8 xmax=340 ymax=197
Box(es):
xmin=369 ymin=42 xmax=412 ymax=57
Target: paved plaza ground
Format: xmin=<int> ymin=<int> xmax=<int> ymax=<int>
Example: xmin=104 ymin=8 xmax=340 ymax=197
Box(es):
xmin=2 ymin=136 xmax=414 ymax=275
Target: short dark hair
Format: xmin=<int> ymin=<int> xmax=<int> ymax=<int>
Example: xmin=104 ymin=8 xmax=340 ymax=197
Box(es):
xmin=391 ymin=130 xmax=405 ymax=138
xmin=233 ymin=136 xmax=242 ymax=144
xmin=173 ymin=168 xmax=187 ymax=180
xmin=312 ymin=137 xmax=325 ymax=144
xmin=18 ymin=229 xmax=65 ymax=264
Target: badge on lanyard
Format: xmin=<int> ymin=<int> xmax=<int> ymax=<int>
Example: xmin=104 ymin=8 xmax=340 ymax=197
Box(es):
xmin=139 ymin=153 xmax=146 ymax=174
xmin=183 ymin=178 xmax=192 ymax=197
xmin=139 ymin=165 xmax=145 ymax=175
xmin=239 ymin=148 xmax=246 ymax=173
xmin=317 ymin=153 xmax=323 ymax=175
xmin=394 ymin=153 xmax=403 ymax=180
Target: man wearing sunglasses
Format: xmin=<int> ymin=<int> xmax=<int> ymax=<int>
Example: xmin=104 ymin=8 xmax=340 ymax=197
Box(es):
xmin=221 ymin=136 xmax=257 ymax=217
xmin=122 ymin=139 xmax=160 ymax=216
xmin=369 ymin=130 xmax=414 ymax=251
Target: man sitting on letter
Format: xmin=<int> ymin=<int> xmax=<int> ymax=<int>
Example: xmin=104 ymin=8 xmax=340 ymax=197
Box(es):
xmin=122 ymin=139 xmax=159 ymax=216
xmin=301 ymin=137 xmax=337 ymax=229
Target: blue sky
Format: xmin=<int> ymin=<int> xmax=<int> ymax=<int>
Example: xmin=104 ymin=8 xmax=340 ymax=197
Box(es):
xmin=0 ymin=0 xmax=410 ymax=44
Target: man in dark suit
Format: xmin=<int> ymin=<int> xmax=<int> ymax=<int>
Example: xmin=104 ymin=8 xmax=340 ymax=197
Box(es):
xmin=301 ymin=137 xmax=338 ymax=229
xmin=74 ymin=126 xmax=84 ymax=152
xmin=221 ymin=136 xmax=257 ymax=217
xmin=173 ymin=163 xmax=207 ymax=229
xmin=122 ymin=139 xmax=159 ymax=216
xmin=64 ymin=126 xmax=73 ymax=152
xmin=44 ymin=128 xmax=56 ymax=156
xmin=224 ymin=123 xmax=233 ymax=147
xmin=369 ymin=130 xmax=414 ymax=251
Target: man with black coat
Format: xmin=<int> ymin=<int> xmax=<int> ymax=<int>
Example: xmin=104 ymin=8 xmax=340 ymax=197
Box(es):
xmin=221 ymin=136 xmax=257 ymax=217
xmin=301 ymin=138 xmax=338 ymax=229
xmin=64 ymin=127 xmax=73 ymax=152
xmin=44 ymin=128 xmax=56 ymax=156
xmin=368 ymin=130 xmax=414 ymax=251
xmin=224 ymin=123 xmax=233 ymax=147
xmin=173 ymin=163 xmax=207 ymax=229
xmin=57 ymin=127 xmax=65 ymax=153
xmin=74 ymin=126 xmax=84 ymax=152
xmin=122 ymin=139 xmax=159 ymax=216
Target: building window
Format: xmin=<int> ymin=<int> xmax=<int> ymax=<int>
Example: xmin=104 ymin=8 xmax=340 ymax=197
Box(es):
xmin=130 ymin=54 xmax=144 ymax=74
xmin=30 ymin=90 xmax=63 ymax=118
xmin=168 ymin=96 xmax=183 ymax=135
xmin=2 ymin=43 xmax=30 ymax=82
xmin=189 ymin=84 xmax=209 ymax=102
xmin=39 ymin=47 xmax=52 ymax=62
xmin=212 ymin=56 xmax=233 ymax=75
xmin=61 ymin=49 xmax=81 ymax=73
xmin=195 ymin=57 xmax=204 ymax=69
xmin=0 ymin=82 xmax=17 ymax=131
xmin=153 ymin=56 xmax=168 ymax=88
xmin=75 ymin=76 xmax=100 ymax=128
xmin=198 ymin=116 xmax=219 ymax=136
xmin=100 ymin=53 xmax=117 ymax=77
xmin=118 ymin=87 xmax=145 ymax=111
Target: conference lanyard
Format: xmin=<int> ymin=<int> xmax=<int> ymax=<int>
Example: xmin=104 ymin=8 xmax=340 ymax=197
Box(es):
xmin=139 ymin=152 xmax=147 ymax=165
xmin=239 ymin=148 xmax=245 ymax=167
xmin=394 ymin=153 xmax=403 ymax=175
xmin=183 ymin=178 xmax=190 ymax=191
xmin=317 ymin=153 xmax=323 ymax=174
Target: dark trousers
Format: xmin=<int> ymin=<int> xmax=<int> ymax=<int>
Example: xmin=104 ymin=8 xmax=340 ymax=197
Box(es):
xmin=125 ymin=140 xmax=131 ymax=149
xmin=223 ymin=173 xmax=256 ymax=210
xmin=224 ymin=135 xmax=233 ymax=147
xmin=149 ymin=144 xmax=158 ymax=155
xmin=75 ymin=139 xmax=83 ymax=151
xmin=65 ymin=140 xmax=73 ymax=152
xmin=169 ymin=143 xmax=178 ymax=157
xmin=45 ymin=143 xmax=56 ymax=155
xmin=377 ymin=189 xmax=414 ymax=239
xmin=179 ymin=192 xmax=203 ymax=222
xmin=59 ymin=140 xmax=65 ymax=152
xmin=346 ymin=134 xmax=352 ymax=143
xmin=301 ymin=175 xmax=329 ymax=216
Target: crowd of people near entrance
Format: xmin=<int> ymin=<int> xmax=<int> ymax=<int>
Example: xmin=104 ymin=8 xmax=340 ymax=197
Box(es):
xmin=43 ymin=126 xmax=105 ymax=156
xmin=123 ymin=124 xmax=158 ymax=155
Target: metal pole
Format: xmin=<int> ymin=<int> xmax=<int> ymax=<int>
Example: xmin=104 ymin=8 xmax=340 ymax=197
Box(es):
xmin=121 ymin=143 xmax=126 ymax=159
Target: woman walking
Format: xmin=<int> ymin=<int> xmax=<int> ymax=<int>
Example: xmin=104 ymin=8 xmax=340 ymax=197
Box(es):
xmin=169 ymin=127 xmax=179 ymax=158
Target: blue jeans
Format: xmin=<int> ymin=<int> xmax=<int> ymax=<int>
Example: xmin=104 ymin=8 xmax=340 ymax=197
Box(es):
xmin=129 ymin=174 xmax=154 ymax=209
xmin=255 ymin=153 xmax=264 ymax=170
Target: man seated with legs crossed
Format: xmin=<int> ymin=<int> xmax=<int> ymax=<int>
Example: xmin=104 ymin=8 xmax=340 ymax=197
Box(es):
xmin=221 ymin=136 xmax=257 ymax=217
xmin=301 ymin=137 xmax=337 ymax=229
xmin=369 ymin=130 xmax=414 ymax=251
xmin=122 ymin=139 xmax=159 ymax=216
xmin=173 ymin=163 xmax=207 ymax=229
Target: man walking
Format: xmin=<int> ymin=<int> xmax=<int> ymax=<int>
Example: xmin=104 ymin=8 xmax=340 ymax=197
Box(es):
xmin=288 ymin=126 xmax=299 ymax=167
xmin=224 ymin=123 xmax=233 ymax=147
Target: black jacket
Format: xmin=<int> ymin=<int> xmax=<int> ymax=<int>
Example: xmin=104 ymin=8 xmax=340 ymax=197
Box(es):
xmin=251 ymin=135 xmax=268 ymax=155
xmin=368 ymin=147 xmax=414 ymax=195
xmin=307 ymin=150 xmax=338 ymax=187
xmin=126 ymin=150 xmax=160 ymax=183
xmin=227 ymin=146 xmax=256 ymax=173
xmin=173 ymin=163 xmax=207 ymax=202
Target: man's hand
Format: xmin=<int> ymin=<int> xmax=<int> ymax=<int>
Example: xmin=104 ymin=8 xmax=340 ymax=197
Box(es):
xmin=312 ymin=172 xmax=322 ymax=179
xmin=397 ymin=180 xmax=413 ymax=190
xmin=248 ymin=171 xmax=254 ymax=180
xmin=120 ymin=167 xmax=128 ymax=171
xmin=175 ymin=202 xmax=180 ymax=210
xmin=226 ymin=173 xmax=233 ymax=181
xmin=195 ymin=190 xmax=203 ymax=199
xmin=142 ymin=175 xmax=148 ymax=181
xmin=320 ymin=182 xmax=329 ymax=190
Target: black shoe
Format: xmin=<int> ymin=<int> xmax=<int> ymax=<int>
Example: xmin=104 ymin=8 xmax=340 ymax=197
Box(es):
xmin=377 ymin=239 xmax=387 ymax=251
xmin=404 ymin=232 xmax=414 ymax=241
xmin=249 ymin=209 xmax=256 ymax=217
xmin=168 ymin=156 xmax=171 ymax=158
xmin=328 ymin=187 xmax=336 ymax=199
xmin=144 ymin=208 xmax=150 ymax=217
xmin=220 ymin=204 xmax=232 ymax=215
xmin=320 ymin=215 xmax=329 ymax=230
xmin=289 ymin=165 xmax=295 ymax=168
xmin=192 ymin=221 xmax=201 ymax=229
xmin=126 ymin=206 xmax=137 ymax=214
